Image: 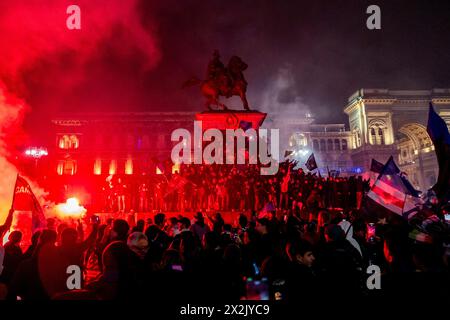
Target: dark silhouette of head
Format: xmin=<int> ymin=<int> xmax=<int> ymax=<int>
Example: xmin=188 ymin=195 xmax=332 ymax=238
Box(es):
xmin=154 ymin=213 xmax=165 ymax=227
xmin=238 ymin=214 xmax=248 ymax=229
xmin=112 ymin=219 xmax=130 ymax=241
xmin=8 ymin=230 xmax=22 ymax=245
xmin=61 ymin=227 xmax=78 ymax=246
xmin=38 ymin=229 xmax=57 ymax=247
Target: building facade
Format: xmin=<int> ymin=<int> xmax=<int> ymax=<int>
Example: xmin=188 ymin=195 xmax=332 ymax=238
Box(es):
xmin=282 ymin=88 xmax=450 ymax=191
xmin=50 ymin=112 xmax=196 ymax=177
xmin=49 ymin=88 xmax=450 ymax=192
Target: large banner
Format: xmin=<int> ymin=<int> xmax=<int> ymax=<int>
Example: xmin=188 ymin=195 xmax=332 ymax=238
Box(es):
xmin=12 ymin=175 xmax=46 ymax=232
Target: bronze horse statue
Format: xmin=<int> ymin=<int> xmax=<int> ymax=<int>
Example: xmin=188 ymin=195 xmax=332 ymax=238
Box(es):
xmin=183 ymin=52 xmax=250 ymax=111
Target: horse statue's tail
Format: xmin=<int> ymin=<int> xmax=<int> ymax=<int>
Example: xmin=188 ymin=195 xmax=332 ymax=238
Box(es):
xmin=182 ymin=77 xmax=202 ymax=89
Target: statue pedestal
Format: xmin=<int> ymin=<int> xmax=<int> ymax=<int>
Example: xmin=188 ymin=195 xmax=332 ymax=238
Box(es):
xmin=195 ymin=110 xmax=267 ymax=131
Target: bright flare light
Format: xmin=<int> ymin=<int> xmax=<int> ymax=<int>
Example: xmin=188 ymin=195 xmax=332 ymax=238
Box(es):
xmin=55 ymin=197 xmax=87 ymax=219
xmin=24 ymin=147 xmax=48 ymax=158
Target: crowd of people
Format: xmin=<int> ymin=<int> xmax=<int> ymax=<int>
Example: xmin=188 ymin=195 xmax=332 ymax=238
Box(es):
xmin=0 ymin=210 xmax=449 ymax=301
xmin=96 ymin=162 xmax=370 ymax=214
xmin=0 ymin=161 xmax=449 ymax=301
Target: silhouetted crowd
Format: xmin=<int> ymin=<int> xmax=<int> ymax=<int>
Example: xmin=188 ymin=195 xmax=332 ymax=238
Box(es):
xmin=1 ymin=202 xmax=449 ymax=301
xmin=97 ymin=163 xmax=370 ymax=213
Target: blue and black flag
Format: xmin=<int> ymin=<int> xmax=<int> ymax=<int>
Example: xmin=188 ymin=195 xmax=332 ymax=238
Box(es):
xmin=305 ymin=153 xmax=318 ymax=171
xmin=370 ymin=158 xmax=384 ymax=175
xmin=427 ymin=103 xmax=450 ymax=200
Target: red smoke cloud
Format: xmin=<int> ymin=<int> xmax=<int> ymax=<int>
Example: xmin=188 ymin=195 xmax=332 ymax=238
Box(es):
xmin=0 ymin=0 xmax=160 ymax=89
xmin=0 ymin=1 xmax=160 ymax=222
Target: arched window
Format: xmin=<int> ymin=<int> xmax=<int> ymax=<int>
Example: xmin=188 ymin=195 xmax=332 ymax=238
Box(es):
xmin=59 ymin=135 xmax=79 ymax=149
xmin=69 ymin=135 xmax=79 ymax=149
xmin=327 ymin=139 xmax=333 ymax=151
xmin=62 ymin=160 xmax=77 ymax=175
xmin=125 ymin=159 xmax=133 ymax=175
xmin=320 ymin=139 xmax=326 ymax=151
xmin=94 ymin=159 xmax=102 ymax=175
xmin=378 ymin=128 xmax=384 ymax=145
xmin=109 ymin=160 xmax=117 ymax=175
xmin=369 ymin=122 xmax=387 ymax=145
xmin=290 ymin=133 xmax=307 ymax=147
xmin=370 ymin=128 xmax=376 ymax=144
xmin=313 ymin=140 xmax=319 ymax=151
xmin=58 ymin=135 xmax=69 ymax=149
xmin=342 ymin=139 xmax=348 ymax=150
xmin=334 ymin=139 xmax=340 ymax=151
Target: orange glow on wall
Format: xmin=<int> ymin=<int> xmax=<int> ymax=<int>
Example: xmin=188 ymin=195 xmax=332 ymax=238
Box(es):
xmin=94 ymin=159 xmax=102 ymax=175
xmin=125 ymin=158 xmax=133 ymax=175
xmin=109 ymin=160 xmax=117 ymax=175
xmin=59 ymin=137 xmax=65 ymax=149
xmin=172 ymin=162 xmax=180 ymax=174
xmin=57 ymin=161 xmax=64 ymax=175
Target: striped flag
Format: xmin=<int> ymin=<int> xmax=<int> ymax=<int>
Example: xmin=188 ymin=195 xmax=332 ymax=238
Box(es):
xmin=367 ymin=156 xmax=420 ymax=219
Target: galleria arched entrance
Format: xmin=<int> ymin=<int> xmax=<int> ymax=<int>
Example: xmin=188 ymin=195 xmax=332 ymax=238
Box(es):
xmin=345 ymin=88 xmax=450 ymax=191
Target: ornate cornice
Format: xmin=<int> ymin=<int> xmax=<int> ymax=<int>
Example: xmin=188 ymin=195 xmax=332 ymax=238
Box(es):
xmin=51 ymin=120 xmax=87 ymax=126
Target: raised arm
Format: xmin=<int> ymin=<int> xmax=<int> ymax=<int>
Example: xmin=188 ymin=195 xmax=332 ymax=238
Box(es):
xmin=0 ymin=208 xmax=14 ymax=238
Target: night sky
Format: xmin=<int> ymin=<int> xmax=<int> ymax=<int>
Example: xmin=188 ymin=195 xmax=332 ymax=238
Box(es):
xmin=1 ymin=0 xmax=450 ymax=138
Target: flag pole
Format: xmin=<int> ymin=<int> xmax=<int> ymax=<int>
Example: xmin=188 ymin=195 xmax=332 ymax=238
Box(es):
xmin=10 ymin=173 xmax=19 ymax=211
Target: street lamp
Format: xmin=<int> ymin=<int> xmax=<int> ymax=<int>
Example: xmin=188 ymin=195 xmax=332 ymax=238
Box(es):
xmin=24 ymin=147 xmax=48 ymax=170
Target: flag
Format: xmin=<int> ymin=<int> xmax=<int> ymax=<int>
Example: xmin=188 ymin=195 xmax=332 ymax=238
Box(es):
xmin=284 ymin=150 xmax=293 ymax=158
xmin=366 ymin=156 xmax=420 ymax=219
xmin=370 ymin=159 xmax=384 ymax=174
xmin=427 ymin=103 xmax=450 ymax=199
xmin=164 ymin=174 xmax=189 ymax=197
xmin=12 ymin=175 xmax=46 ymax=232
xmin=305 ymin=153 xmax=317 ymax=171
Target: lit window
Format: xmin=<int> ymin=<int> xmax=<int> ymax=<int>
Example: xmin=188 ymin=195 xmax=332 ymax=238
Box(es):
xmin=125 ymin=159 xmax=133 ymax=175
xmin=70 ymin=135 xmax=79 ymax=149
xmin=57 ymin=161 xmax=64 ymax=175
xmin=58 ymin=135 xmax=79 ymax=149
xmin=109 ymin=160 xmax=117 ymax=175
xmin=63 ymin=160 xmax=77 ymax=175
xmin=172 ymin=163 xmax=180 ymax=174
xmin=94 ymin=159 xmax=102 ymax=175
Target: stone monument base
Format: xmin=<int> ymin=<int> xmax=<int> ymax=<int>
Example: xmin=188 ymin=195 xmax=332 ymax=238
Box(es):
xmin=195 ymin=110 xmax=267 ymax=131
